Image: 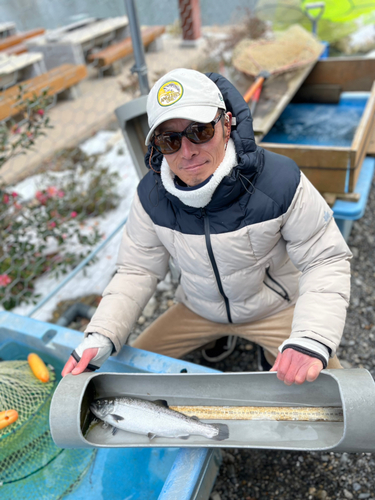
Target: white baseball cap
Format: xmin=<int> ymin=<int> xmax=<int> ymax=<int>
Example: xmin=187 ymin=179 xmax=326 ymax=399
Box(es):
xmin=145 ymin=68 xmax=226 ymax=145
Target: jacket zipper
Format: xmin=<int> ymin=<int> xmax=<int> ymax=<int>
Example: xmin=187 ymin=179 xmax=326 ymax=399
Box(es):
xmin=201 ymin=208 xmax=232 ymax=323
xmin=264 ymin=267 xmax=291 ymax=302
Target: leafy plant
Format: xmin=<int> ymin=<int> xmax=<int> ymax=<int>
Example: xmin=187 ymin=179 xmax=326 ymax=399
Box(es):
xmin=0 ymin=91 xmax=121 ymax=311
xmin=0 ymin=87 xmax=53 ymax=170
xmin=0 ymin=186 xmax=102 ymax=310
xmin=41 ymin=147 xmax=121 ymax=218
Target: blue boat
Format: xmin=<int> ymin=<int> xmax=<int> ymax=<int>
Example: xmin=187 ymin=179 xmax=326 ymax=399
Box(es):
xmin=0 ymin=311 xmax=221 ymax=500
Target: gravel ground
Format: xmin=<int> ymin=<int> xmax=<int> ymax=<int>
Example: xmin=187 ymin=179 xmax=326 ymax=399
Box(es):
xmin=127 ymin=173 xmax=375 ymax=500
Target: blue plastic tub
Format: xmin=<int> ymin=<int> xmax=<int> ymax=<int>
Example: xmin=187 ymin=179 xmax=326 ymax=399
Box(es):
xmin=0 ymin=312 xmax=221 ymax=500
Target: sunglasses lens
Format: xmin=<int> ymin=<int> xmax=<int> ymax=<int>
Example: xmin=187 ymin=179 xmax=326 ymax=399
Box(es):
xmin=154 ymin=133 xmax=181 ymax=154
xmin=187 ymin=123 xmax=215 ymax=144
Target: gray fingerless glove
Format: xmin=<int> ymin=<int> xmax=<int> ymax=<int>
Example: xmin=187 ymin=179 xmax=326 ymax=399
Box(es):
xmin=72 ymin=332 xmax=114 ymax=371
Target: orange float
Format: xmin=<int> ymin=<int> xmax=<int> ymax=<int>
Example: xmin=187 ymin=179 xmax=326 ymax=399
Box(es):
xmin=0 ymin=409 xmax=19 ymax=430
xmin=27 ymin=353 xmax=50 ymax=382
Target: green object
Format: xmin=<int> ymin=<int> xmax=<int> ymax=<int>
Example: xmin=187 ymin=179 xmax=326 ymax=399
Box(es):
xmin=255 ymin=0 xmax=366 ymax=43
xmin=301 ymin=0 xmax=375 ymax=22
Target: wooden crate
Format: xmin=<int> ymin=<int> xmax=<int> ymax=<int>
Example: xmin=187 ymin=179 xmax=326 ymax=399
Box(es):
xmin=259 ymin=58 xmax=375 ymax=193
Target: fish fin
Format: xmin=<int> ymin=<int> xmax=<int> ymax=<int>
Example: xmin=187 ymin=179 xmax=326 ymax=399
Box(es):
xmin=190 ymin=416 xmax=200 ymax=421
xmin=211 ymin=424 xmax=230 ymax=441
xmin=152 ymin=399 xmax=169 ymax=408
xmin=179 ymin=435 xmax=190 ymax=440
xmin=112 ymin=427 xmax=118 ymax=436
xmin=148 ymin=432 xmax=157 ymax=440
xmin=111 ymin=414 xmax=125 ymax=422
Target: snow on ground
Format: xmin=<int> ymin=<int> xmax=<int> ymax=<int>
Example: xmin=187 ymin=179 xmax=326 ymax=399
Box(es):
xmin=6 ymin=130 xmax=140 ymax=323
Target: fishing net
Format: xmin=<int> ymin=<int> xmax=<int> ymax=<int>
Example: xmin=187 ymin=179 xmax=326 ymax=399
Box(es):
xmin=0 ymin=359 xmax=96 ymax=499
xmin=232 ymin=24 xmax=324 ymax=78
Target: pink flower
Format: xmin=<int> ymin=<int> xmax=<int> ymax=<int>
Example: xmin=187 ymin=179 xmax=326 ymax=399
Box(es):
xmin=11 ymin=124 xmax=20 ymax=134
xmin=3 ymin=194 xmax=9 ymax=204
xmin=35 ymin=191 xmax=47 ymax=205
xmin=70 ymin=211 xmax=78 ymax=218
xmin=47 ymin=186 xmax=58 ymax=197
xmin=48 ymin=221 xmax=57 ymax=229
xmin=57 ymin=190 xmax=65 ymax=198
xmin=36 ymin=109 xmax=45 ymax=116
xmin=11 ymin=192 xmax=18 ymax=198
xmin=0 ymin=274 xmax=11 ymax=287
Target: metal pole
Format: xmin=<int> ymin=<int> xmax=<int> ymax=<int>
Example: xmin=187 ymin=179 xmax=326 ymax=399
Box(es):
xmin=124 ymin=0 xmax=149 ymax=95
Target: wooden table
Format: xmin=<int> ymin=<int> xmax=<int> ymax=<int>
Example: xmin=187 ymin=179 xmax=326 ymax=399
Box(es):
xmin=0 ymin=52 xmax=46 ymax=90
xmin=26 ymin=17 xmax=129 ymax=70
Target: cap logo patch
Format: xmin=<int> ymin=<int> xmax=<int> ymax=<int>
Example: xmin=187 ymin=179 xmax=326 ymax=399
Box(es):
xmin=157 ymin=80 xmax=183 ymax=107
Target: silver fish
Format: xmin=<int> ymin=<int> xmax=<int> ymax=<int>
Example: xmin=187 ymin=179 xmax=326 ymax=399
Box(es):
xmin=90 ymin=396 xmax=229 ymax=441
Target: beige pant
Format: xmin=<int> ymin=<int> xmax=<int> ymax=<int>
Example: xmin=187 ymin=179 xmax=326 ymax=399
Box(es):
xmin=131 ymin=303 xmax=342 ymax=369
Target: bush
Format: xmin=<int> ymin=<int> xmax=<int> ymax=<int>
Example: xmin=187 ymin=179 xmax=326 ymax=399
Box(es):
xmin=0 ymin=89 xmax=121 ymax=311
xmin=0 ymin=185 xmax=103 ymax=310
xmin=0 ymin=87 xmax=53 ymax=170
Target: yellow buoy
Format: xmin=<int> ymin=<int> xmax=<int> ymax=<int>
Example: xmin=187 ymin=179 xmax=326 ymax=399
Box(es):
xmin=0 ymin=409 xmax=19 ymax=429
xmin=27 ymin=353 xmax=50 ymax=383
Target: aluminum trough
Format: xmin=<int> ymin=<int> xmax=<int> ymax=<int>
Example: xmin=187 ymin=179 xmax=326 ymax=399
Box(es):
xmin=50 ymin=368 xmax=375 ymax=453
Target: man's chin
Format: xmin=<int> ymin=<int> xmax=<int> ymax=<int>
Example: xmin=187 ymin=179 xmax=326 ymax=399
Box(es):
xmin=185 ymin=176 xmax=204 ymax=187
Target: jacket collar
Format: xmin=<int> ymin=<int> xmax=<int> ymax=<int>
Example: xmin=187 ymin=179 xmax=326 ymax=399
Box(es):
xmin=160 ymin=138 xmax=237 ymax=209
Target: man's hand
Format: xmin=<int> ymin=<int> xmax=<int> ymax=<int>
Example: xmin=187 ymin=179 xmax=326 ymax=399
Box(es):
xmin=62 ymin=347 xmax=98 ymax=377
xmin=61 ymin=332 xmax=114 ymax=377
xmin=270 ymin=348 xmax=323 ymax=385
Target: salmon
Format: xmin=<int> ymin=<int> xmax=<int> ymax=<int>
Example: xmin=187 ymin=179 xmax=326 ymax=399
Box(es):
xmin=90 ymin=396 xmax=229 ymax=441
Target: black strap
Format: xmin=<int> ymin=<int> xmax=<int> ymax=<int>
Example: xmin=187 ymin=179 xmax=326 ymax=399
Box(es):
xmin=71 ymin=349 xmax=99 ymax=371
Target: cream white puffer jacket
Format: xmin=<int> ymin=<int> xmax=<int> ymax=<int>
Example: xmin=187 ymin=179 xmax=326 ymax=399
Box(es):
xmin=85 ymin=150 xmax=351 ymax=357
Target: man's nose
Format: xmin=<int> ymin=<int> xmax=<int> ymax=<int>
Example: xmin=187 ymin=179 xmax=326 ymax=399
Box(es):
xmin=180 ymin=136 xmax=198 ymax=159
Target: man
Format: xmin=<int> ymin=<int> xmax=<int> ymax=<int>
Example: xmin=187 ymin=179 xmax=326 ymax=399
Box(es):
xmin=62 ymin=68 xmax=351 ymax=385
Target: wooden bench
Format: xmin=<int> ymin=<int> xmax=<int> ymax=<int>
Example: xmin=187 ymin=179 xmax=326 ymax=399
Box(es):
xmin=0 ymin=42 xmax=28 ymax=56
xmin=87 ymin=26 xmax=165 ymax=72
xmin=0 ymin=63 xmax=87 ymax=122
xmin=0 ymin=28 xmax=45 ymax=52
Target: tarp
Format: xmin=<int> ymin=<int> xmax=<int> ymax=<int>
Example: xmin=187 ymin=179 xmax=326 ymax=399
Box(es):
xmin=255 ymin=0 xmax=375 ymax=43
xmin=301 ymin=0 xmax=375 ymax=23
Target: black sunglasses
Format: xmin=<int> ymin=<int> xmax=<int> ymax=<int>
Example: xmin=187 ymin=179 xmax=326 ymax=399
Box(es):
xmin=152 ymin=110 xmax=225 ymax=155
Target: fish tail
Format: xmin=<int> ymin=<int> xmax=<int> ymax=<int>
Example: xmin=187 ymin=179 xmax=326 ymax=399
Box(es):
xmin=211 ymin=423 xmax=229 ymax=441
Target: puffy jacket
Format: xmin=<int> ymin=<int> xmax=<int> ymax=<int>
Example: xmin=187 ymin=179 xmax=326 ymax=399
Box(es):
xmin=86 ymin=73 xmax=352 ymax=357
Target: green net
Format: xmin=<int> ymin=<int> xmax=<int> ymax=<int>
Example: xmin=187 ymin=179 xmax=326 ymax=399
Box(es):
xmin=0 ymin=360 xmax=59 ymax=482
xmin=0 ymin=360 xmax=96 ymax=499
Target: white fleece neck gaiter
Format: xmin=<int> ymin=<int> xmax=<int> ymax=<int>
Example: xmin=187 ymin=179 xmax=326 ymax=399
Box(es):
xmin=160 ymin=138 xmax=237 ymax=208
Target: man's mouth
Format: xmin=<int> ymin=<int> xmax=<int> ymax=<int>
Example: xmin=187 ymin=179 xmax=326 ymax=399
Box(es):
xmin=183 ymin=162 xmax=207 ymax=171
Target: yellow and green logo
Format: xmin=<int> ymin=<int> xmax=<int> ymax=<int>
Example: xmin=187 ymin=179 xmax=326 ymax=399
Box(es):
xmin=157 ymin=80 xmax=183 ymax=107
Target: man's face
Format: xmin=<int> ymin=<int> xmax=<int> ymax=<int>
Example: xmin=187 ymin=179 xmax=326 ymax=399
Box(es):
xmin=156 ymin=111 xmax=232 ymax=187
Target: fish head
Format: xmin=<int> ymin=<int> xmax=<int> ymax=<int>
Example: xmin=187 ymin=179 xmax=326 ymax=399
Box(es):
xmin=90 ymin=398 xmax=115 ymax=419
